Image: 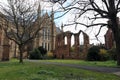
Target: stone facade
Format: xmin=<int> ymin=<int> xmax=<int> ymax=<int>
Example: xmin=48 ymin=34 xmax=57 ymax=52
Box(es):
xmin=104 ymin=28 xmax=115 ymax=49
xmin=0 ymin=16 xmax=21 ymax=60
xmin=54 ymin=30 xmax=90 ymax=59
xmin=33 ymin=13 xmax=57 ymax=51
xmin=0 ymin=28 xmax=10 ymax=61
xmin=0 ymin=11 xmax=58 ymax=60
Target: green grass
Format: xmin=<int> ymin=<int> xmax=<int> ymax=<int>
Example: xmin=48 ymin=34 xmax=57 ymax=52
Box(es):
xmin=42 ymin=59 xmax=118 ymax=67
xmin=0 ymin=60 xmax=119 ymax=80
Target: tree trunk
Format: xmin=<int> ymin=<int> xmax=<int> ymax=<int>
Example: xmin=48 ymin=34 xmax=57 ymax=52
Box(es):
xmin=116 ymin=42 xmax=120 ymax=65
xmin=114 ymin=30 xmax=120 ymax=65
xmin=14 ymin=43 xmax=17 ymax=58
xmin=111 ymin=17 xmax=120 ymax=66
xmin=19 ymin=45 xmax=23 ymax=63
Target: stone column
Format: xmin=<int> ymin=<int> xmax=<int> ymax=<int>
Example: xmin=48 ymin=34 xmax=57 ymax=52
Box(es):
xmin=61 ymin=34 xmax=65 ymax=46
xmin=54 ymin=36 xmax=59 ymax=58
xmin=83 ymin=33 xmax=89 ymax=59
xmin=67 ymin=33 xmax=72 ymax=56
xmin=74 ymin=33 xmax=80 ymax=54
xmin=83 ymin=33 xmax=89 ymax=52
xmin=2 ymin=36 xmax=10 ymax=61
xmin=0 ymin=29 xmax=2 ymax=59
xmin=55 ymin=37 xmax=58 ymax=48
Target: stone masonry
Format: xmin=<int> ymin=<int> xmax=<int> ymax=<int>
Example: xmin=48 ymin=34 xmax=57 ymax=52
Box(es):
xmin=54 ymin=30 xmax=89 ymax=59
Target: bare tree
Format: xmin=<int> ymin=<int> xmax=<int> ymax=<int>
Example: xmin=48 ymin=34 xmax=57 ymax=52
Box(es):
xmin=0 ymin=0 xmax=49 ymax=63
xmin=49 ymin=0 xmax=120 ymax=65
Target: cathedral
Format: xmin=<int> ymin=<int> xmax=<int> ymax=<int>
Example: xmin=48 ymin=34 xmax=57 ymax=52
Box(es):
xmin=33 ymin=13 xmax=57 ymax=51
xmin=0 ymin=8 xmax=61 ymax=60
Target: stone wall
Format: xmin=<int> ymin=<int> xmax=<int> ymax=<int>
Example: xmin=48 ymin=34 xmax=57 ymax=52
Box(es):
xmin=104 ymin=28 xmax=114 ymax=49
xmin=54 ymin=30 xmax=90 ymax=59
xmin=0 ymin=29 xmax=10 ymax=61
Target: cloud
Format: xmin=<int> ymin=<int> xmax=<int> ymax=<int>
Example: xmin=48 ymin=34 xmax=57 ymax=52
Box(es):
xmin=0 ymin=0 xmax=108 ymax=45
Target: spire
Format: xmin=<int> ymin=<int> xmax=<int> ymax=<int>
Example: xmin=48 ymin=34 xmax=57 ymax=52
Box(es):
xmin=37 ymin=3 xmax=41 ymax=18
xmin=51 ymin=8 xmax=54 ymax=51
xmin=51 ymin=8 xmax=54 ymax=21
xmin=61 ymin=23 xmax=64 ymax=32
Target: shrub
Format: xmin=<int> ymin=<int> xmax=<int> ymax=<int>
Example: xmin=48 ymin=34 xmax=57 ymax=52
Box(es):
xmin=107 ymin=48 xmax=117 ymax=60
xmin=46 ymin=51 xmax=54 ymax=59
xmin=87 ymin=46 xmax=100 ymax=61
xmin=29 ymin=48 xmax=42 ymax=59
xmin=29 ymin=46 xmax=47 ymax=60
xmin=99 ymin=49 xmax=110 ymax=61
xmin=87 ymin=46 xmax=112 ymax=61
xmin=38 ymin=46 xmax=47 ymax=56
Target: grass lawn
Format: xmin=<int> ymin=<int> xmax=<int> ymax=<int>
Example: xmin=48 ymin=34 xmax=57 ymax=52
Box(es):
xmin=41 ymin=59 xmax=118 ymax=67
xmin=0 ymin=59 xmax=119 ymax=80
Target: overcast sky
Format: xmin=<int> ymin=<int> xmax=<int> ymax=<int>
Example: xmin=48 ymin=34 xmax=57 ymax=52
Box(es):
xmin=0 ymin=0 xmax=108 ymax=45
xmin=52 ymin=1 xmax=108 ymax=45
xmin=54 ymin=13 xmax=108 ymax=45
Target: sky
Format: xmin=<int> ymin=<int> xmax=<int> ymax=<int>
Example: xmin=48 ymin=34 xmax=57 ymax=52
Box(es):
xmin=54 ymin=13 xmax=108 ymax=45
xmin=0 ymin=0 xmax=108 ymax=45
xmin=52 ymin=0 xmax=108 ymax=45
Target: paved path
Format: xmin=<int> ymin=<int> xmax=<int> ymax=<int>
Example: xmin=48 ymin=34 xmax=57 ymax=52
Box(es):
xmin=27 ymin=60 xmax=120 ymax=76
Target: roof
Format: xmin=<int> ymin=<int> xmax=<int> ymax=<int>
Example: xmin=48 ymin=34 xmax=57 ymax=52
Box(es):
xmin=56 ymin=27 xmax=62 ymax=34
